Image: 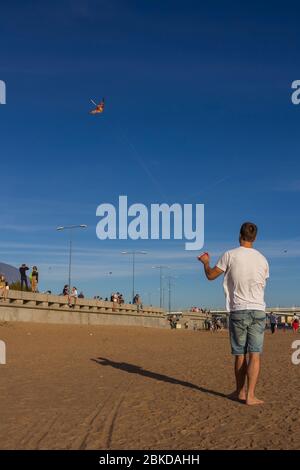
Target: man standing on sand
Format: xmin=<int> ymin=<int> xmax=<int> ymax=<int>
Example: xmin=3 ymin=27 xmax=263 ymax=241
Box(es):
xmin=198 ymin=222 xmax=269 ymax=406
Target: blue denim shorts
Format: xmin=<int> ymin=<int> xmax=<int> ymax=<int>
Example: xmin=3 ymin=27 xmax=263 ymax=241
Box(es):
xmin=229 ymin=310 xmax=266 ymax=355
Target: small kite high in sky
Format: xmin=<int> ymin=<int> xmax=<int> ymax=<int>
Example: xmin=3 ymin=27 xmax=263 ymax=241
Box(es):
xmin=90 ymin=98 xmax=105 ymax=114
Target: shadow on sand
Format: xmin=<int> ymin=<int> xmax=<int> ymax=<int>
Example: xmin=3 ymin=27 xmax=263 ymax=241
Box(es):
xmin=91 ymin=357 xmax=242 ymax=403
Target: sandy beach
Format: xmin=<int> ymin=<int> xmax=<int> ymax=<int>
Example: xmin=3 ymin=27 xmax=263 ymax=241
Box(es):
xmin=0 ymin=321 xmax=299 ymax=450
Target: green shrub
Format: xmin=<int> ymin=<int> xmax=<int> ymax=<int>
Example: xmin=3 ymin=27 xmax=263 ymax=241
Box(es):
xmin=9 ymin=281 xmax=31 ymax=291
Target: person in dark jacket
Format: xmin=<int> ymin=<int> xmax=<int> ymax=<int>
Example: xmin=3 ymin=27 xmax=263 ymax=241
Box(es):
xmin=19 ymin=264 xmax=29 ymax=291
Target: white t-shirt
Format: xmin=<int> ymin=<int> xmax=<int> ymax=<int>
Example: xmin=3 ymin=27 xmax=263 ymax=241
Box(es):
xmin=216 ymin=246 xmax=269 ymax=312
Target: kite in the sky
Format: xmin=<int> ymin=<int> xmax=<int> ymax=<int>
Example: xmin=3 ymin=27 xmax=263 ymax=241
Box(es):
xmin=90 ymin=98 xmax=105 ymax=115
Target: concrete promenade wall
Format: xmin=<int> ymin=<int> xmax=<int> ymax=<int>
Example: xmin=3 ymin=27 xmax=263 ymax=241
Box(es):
xmin=178 ymin=311 xmax=208 ymax=330
xmin=0 ymin=291 xmax=168 ymax=329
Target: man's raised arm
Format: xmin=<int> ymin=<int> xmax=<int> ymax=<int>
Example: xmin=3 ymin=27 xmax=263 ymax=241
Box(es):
xmin=197 ymin=253 xmax=224 ymax=281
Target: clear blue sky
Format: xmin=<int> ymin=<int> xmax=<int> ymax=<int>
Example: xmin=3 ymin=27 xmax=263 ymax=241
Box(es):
xmin=1 ymin=0 xmax=300 ymax=308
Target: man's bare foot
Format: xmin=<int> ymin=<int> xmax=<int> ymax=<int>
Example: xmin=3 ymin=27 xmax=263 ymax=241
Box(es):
xmin=228 ymin=391 xmax=246 ymax=402
xmin=246 ymin=396 xmax=264 ymax=406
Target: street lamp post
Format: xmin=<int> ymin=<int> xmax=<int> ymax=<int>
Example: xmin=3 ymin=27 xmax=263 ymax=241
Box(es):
xmin=162 ymin=286 xmax=165 ymax=309
xmin=165 ymin=275 xmax=178 ymax=314
xmin=145 ymin=292 xmax=153 ymax=305
xmin=152 ymin=265 xmax=169 ymax=308
xmin=121 ymin=251 xmax=147 ymax=302
xmin=56 ymin=224 xmax=87 ymax=294
xmin=104 ymin=271 xmax=113 ymax=299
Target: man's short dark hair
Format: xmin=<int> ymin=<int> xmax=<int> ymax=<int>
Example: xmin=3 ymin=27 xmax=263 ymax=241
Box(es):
xmin=240 ymin=222 xmax=257 ymax=242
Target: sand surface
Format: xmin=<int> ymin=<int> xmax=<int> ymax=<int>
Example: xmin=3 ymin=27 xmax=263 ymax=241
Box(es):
xmin=0 ymin=321 xmax=299 ymax=450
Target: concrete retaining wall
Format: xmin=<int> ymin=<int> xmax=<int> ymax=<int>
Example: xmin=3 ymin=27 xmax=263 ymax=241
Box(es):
xmin=0 ymin=291 xmax=168 ymax=329
xmin=176 ymin=311 xmax=209 ymax=330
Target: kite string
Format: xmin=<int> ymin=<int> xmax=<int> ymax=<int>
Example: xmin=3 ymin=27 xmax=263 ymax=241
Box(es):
xmin=105 ymin=116 xmax=168 ymax=200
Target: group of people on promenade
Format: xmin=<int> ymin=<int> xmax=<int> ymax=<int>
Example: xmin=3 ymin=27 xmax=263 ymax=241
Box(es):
xmin=19 ymin=264 xmax=39 ymax=292
xmin=59 ymin=287 xmax=143 ymax=310
xmin=110 ymin=292 xmax=143 ymax=310
xmin=268 ymin=311 xmax=300 ymax=334
xmin=61 ymin=285 xmax=85 ymax=308
xmin=203 ymin=317 xmax=224 ymax=331
xmin=0 ymin=264 xmax=39 ymax=301
xmin=111 ymin=292 xmax=125 ymax=304
xmin=190 ymin=306 xmax=211 ymax=314
xmin=1 ymin=262 xmax=145 ymax=312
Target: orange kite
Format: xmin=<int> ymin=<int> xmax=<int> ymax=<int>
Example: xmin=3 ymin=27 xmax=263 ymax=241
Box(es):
xmin=90 ymin=98 xmax=105 ymax=115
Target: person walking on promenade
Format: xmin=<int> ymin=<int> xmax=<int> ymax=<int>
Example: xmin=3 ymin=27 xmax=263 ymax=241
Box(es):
xmin=30 ymin=266 xmax=39 ymax=293
xmin=269 ymin=312 xmax=277 ymax=334
xmin=198 ymin=222 xmax=269 ymax=406
xmin=292 ymin=314 xmax=299 ymax=334
xmin=19 ymin=264 xmax=29 ymax=291
xmin=133 ymin=293 xmax=142 ymax=312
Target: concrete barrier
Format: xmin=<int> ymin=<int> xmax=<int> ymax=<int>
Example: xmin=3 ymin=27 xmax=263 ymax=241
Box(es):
xmin=0 ymin=291 xmax=168 ymax=329
xmin=179 ymin=311 xmax=209 ymax=330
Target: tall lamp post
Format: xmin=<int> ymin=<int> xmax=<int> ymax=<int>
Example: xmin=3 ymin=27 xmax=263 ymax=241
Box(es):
xmin=56 ymin=224 xmax=87 ymax=294
xmin=145 ymin=292 xmax=153 ymax=305
xmin=121 ymin=251 xmax=147 ymax=302
xmin=161 ymin=286 xmax=166 ymax=309
xmin=104 ymin=271 xmax=113 ymax=299
xmin=152 ymin=265 xmax=169 ymax=308
xmin=165 ymin=275 xmax=178 ymax=314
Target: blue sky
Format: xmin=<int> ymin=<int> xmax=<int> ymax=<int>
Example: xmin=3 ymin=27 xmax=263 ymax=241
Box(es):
xmin=1 ymin=0 xmax=300 ymax=308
